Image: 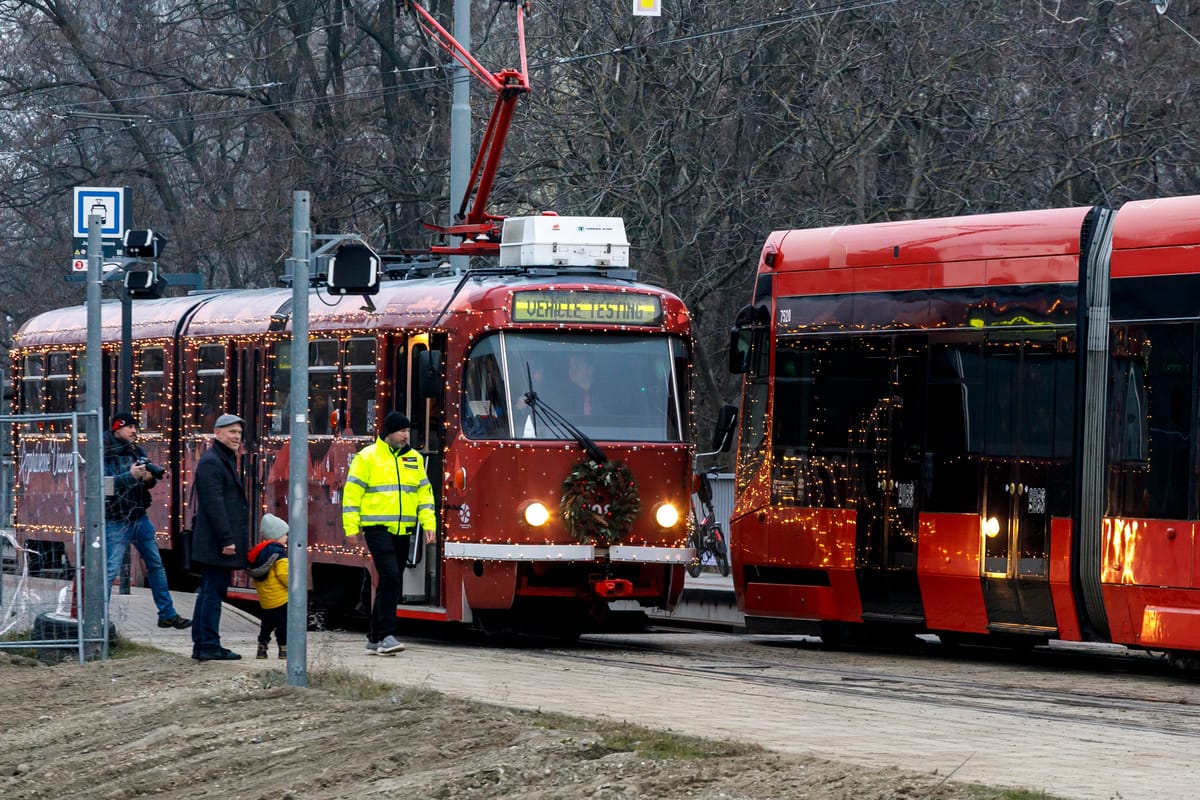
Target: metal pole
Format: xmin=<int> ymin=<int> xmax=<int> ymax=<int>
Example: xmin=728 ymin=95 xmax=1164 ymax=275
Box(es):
xmin=118 ymin=285 xmax=133 ymax=594
xmin=286 ymin=191 xmax=311 ymax=687
xmin=449 ymin=0 xmax=471 ymax=273
xmin=83 ymin=215 xmax=106 ymax=660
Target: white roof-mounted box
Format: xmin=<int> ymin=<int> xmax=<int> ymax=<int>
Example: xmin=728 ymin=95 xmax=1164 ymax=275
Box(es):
xmin=500 ymin=215 xmax=630 ymax=268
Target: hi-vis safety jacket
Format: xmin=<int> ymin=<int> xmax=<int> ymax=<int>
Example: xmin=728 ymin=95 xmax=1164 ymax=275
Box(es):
xmin=342 ymin=439 xmax=437 ymax=537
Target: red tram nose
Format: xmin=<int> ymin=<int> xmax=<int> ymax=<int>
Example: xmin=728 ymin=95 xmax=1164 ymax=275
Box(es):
xmin=592 ymin=578 xmax=634 ymax=599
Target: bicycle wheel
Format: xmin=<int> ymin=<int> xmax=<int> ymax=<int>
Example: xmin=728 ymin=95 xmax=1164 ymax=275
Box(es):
xmin=686 ymin=529 xmax=703 ymax=577
xmin=713 ymin=529 xmax=731 ymax=577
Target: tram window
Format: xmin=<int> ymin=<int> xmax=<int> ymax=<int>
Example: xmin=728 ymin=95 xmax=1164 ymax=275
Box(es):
xmin=666 ymin=335 xmax=691 ymax=441
xmin=308 ymin=339 xmax=339 ymax=435
xmin=137 ymin=347 xmax=166 ymax=432
xmin=194 ymin=344 xmax=226 ymax=431
xmin=271 ymin=343 xmax=291 ymax=435
xmin=21 ymin=354 xmax=44 ymax=431
xmin=45 ymin=351 xmax=72 ymax=432
xmin=772 ymin=344 xmax=813 ymax=451
xmin=344 ymin=337 xmax=377 ymax=436
xmin=924 ymin=342 xmax=984 ymax=514
xmin=1110 ymin=324 xmax=1195 ymax=519
xmin=463 ymin=335 xmax=510 ymax=440
xmin=393 ymin=343 xmax=410 ymax=436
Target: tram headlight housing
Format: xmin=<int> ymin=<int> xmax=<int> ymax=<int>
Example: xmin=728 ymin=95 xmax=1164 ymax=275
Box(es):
xmin=654 ymin=502 xmax=680 ymax=529
xmin=982 ymin=516 xmax=1001 ymax=539
xmin=522 ymin=501 xmax=550 ymax=527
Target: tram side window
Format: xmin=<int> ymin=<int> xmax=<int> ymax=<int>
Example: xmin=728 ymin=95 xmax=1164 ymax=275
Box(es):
xmin=308 ymin=339 xmax=338 ymax=435
xmin=137 ymin=347 xmax=166 ymax=432
xmin=1108 ymin=324 xmax=1195 ymax=519
xmin=344 ymin=337 xmax=377 ymax=436
xmin=271 ymin=343 xmax=291 ymax=435
xmin=21 ymin=354 xmax=44 ymax=431
xmin=924 ymin=342 xmax=984 ymax=514
xmin=193 ymin=344 xmax=226 ymax=431
xmin=666 ymin=336 xmax=691 ymax=441
xmin=44 ymin=351 xmax=72 ymax=432
xmin=463 ymin=336 xmax=510 ymax=440
xmin=734 ymin=327 xmax=772 ymax=494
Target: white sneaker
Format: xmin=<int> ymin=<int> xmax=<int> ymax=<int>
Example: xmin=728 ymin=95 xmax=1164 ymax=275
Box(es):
xmin=377 ymin=635 xmax=405 ymax=654
xmin=364 ymin=641 xmax=379 ymax=655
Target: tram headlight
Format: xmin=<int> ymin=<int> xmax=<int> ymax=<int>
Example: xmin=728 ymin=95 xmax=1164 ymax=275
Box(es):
xmin=522 ymin=501 xmax=550 ymax=527
xmin=654 ymin=502 xmax=680 ymax=529
xmin=982 ymin=516 xmax=1001 ymax=539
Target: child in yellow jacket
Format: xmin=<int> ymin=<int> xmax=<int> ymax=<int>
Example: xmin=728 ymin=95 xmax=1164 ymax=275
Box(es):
xmin=247 ymin=513 xmax=289 ymax=659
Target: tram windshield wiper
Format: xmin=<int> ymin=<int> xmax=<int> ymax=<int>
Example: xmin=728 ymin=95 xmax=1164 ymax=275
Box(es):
xmin=523 ymin=362 xmax=606 ymax=463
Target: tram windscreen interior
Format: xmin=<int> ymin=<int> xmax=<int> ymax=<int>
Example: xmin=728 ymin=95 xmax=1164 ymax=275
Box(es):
xmin=462 ymin=332 xmax=687 ymax=442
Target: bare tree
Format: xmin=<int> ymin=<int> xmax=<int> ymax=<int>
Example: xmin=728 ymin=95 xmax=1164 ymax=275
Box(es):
xmin=1 ymin=0 xmax=1198 ymax=436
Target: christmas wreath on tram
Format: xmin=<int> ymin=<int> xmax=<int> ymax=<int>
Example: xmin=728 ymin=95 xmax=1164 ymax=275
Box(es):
xmin=560 ymin=458 xmax=639 ymax=544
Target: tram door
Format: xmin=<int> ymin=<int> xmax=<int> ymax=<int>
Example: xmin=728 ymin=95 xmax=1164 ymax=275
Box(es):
xmin=979 ymin=332 xmax=1074 ymax=633
xmin=854 ymin=337 xmax=924 ymax=623
xmin=398 ymin=334 xmax=441 ymax=606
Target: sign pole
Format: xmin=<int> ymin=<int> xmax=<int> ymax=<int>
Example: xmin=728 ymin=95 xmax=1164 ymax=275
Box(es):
xmin=83 ymin=215 xmax=106 ymax=659
xmin=118 ymin=284 xmax=133 ymax=595
xmin=286 ymin=191 xmax=311 ymax=687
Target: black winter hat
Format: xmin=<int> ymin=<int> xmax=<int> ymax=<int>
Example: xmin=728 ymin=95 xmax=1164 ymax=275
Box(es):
xmin=383 ymin=411 xmax=411 ymax=436
xmin=111 ymin=411 xmax=139 ymax=431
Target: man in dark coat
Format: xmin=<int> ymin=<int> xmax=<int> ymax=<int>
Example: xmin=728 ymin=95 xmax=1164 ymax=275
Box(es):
xmin=189 ymin=413 xmax=250 ymax=661
xmin=103 ymin=411 xmax=189 ymax=629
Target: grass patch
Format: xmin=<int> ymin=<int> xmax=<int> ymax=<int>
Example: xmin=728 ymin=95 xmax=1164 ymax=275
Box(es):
xmin=527 ymin=709 xmax=760 ymax=760
xmin=249 ymin=666 xmax=444 ymax=705
xmin=110 ymin=637 xmax=161 ymax=659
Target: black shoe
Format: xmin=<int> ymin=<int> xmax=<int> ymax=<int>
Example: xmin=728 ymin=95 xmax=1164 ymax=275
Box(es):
xmin=193 ymin=649 xmax=242 ymax=661
xmin=158 ymin=615 xmax=192 ymax=629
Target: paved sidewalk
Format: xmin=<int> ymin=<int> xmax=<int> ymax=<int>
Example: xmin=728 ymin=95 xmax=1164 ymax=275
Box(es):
xmin=97 ymin=588 xmax=1200 ymax=800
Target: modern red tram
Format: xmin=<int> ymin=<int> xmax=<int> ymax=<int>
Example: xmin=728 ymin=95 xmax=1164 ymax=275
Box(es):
xmin=12 ymin=216 xmax=696 ymax=634
xmin=727 ymin=195 xmax=1200 ymax=665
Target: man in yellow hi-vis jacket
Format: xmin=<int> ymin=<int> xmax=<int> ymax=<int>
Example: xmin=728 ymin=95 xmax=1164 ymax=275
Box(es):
xmin=343 ymin=411 xmax=437 ymax=655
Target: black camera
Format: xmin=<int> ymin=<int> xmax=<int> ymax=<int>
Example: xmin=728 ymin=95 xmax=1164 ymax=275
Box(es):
xmin=136 ymin=457 xmax=166 ymax=480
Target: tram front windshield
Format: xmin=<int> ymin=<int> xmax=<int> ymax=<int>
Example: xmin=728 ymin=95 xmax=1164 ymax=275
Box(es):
xmin=462 ymin=332 xmax=689 ymax=442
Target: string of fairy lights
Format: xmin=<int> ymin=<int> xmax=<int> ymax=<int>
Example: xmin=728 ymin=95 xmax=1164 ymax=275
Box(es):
xmin=754 ymin=325 xmax=1164 ymax=567
xmin=7 ymin=286 xmax=697 ymax=559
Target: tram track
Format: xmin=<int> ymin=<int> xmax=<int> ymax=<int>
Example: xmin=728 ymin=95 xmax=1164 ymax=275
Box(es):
xmin=520 ymin=631 xmax=1200 ymax=740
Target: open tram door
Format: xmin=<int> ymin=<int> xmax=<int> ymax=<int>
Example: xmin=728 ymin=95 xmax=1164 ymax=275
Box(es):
xmin=976 ymin=330 xmax=1074 ymax=639
xmin=398 ymin=331 xmax=446 ymax=606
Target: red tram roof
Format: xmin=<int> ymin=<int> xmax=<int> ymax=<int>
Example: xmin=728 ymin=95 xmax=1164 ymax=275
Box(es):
xmin=1111 ymin=195 xmax=1200 ymax=279
xmin=762 ymin=206 xmax=1094 ymax=295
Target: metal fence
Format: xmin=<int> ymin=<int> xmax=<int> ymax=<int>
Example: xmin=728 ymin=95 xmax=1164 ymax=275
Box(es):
xmin=0 ymin=412 xmax=108 ymax=663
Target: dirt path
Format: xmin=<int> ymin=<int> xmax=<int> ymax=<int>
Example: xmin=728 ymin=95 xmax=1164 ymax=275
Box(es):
xmin=0 ymin=649 xmax=1039 ymax=800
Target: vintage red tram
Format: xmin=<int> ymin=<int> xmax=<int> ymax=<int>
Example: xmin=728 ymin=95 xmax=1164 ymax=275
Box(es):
xmin=728 ymin=195 xmax=1200 ymax=665
xmin=12 ymin=216 xmax=696 ymax=634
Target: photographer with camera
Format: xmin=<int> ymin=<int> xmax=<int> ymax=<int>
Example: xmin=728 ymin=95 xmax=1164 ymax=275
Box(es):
xmin=104 ymin=411 xmax=190 ymax=629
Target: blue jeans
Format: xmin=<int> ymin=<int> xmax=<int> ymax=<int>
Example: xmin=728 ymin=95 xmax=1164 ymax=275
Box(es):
xmin=105 ymin=515 xmax=180 ymax=622
xmin=192 ymin=567 xmax=230 ymax=655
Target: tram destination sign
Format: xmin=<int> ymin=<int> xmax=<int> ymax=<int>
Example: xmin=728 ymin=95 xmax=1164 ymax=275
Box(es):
xmin=512 ymin=291 xmax=662 ymax=325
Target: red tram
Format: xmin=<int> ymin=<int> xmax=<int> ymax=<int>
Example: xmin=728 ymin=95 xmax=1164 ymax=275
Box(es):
xmin=727 ymin=195 xmax=1200 ymax=666
xmin=12 ymin=216 xmax=696 ymax=634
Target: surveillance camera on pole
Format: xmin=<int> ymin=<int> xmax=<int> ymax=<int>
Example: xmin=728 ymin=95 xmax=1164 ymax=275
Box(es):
xmin=327 ymin=241 xmax=381 ymax=295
